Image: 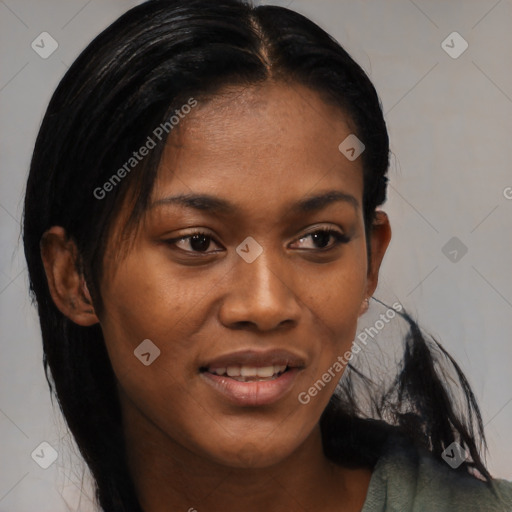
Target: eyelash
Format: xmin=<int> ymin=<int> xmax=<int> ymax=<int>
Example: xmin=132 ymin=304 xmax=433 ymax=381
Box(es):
xmin=164 ymin=228 xmax=350 ymax=255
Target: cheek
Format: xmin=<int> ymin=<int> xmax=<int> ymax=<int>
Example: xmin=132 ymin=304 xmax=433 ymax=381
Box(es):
xmin=99 ymin=251 xmax=203 ymax=348
xmin=306 ymin=251 xmax=367 ymax=332
xmin=299 ymin=252 xmax=367 ymax=383
xmin=97 ymin=256 xmax=212 ymax=452
xmin=96 ymin=257 xmax=199 ymax=407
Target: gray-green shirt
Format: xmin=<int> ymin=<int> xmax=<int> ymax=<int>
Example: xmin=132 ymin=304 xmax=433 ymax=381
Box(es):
xmin=361 ymin=435 xmax=512 ymax=511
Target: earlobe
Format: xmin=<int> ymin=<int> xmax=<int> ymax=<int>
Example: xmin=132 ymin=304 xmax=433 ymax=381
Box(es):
xmin=358 ymin=296 xmax=370 ymax=317
xmin=40 ymin=226 xmax=99 ymax=326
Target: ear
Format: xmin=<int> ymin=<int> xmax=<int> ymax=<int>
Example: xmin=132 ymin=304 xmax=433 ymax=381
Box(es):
xmin=40 ymin=226 xmax=99 ymax=326
xmin=365 ymin=210 xmax=392 ymax=300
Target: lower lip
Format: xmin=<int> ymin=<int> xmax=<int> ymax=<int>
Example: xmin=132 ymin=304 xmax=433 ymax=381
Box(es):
xmin=200 ymin=368 xmax=300 ymax=407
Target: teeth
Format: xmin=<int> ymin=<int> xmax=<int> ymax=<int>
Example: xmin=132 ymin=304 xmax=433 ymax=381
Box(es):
xmin=209 ymin=364 xmax=287 ymax=380
xmin=226 ymin=366 xmax=240 ymax=377
xmin=256 ymin=366 xmax=275 ymax=378
xmin=240 ymin=367 xmax=257 ymax=377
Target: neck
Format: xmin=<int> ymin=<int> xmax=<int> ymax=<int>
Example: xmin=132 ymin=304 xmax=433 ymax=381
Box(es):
xmin=121 ymin=395 xmax=372 ymax=512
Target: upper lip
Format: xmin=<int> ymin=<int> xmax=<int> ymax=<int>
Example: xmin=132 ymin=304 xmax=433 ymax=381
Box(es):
xmin=200 ymin=349 xmax=307 ymax=371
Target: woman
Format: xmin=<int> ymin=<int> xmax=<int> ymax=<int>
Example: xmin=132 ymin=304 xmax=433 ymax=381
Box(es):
xmin=22 ymin=0 xmax=512 ymax=511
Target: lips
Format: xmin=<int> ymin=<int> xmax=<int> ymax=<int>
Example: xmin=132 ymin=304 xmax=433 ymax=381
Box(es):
xmin=199 ymin=349 xmax=306 ymax=406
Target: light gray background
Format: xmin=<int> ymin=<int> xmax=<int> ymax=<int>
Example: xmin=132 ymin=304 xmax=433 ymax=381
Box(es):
xmin=1 ymin=0 xmax=511 ymax=510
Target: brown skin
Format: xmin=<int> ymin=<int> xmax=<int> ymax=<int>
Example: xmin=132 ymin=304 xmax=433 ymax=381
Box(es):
xmin=41 ymin=81 xmax=391 ymax=512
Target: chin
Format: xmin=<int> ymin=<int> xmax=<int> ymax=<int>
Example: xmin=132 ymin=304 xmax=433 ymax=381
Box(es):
xmin=203 ymin=438 xmax=299 ymax=469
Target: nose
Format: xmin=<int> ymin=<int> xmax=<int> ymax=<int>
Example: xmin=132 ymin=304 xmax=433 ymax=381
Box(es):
xmin=218 ymin=248 xmax=302 ymax=332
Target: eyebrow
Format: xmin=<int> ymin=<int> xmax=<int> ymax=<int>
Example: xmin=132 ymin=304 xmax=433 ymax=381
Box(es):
xmin=150 ymin=190 xmax=360 ymax=215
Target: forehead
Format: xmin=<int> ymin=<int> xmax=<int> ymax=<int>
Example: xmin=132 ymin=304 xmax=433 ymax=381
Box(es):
xmin=153 ymin=81 xmax=364 ymax=216
xmin=104 ymin=81 xmax=365 ymax=269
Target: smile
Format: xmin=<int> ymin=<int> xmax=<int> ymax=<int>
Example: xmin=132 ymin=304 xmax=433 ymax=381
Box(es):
xmin=199 ymin=349 xmax=306 ymax=406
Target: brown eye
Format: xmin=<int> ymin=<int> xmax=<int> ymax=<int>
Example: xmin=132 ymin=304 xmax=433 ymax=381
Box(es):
xmin=292 ymin=229 xmax=349 ymax=251
xmin=187 ymin=233 xmax=212 ymax=252
xmin=165 ymin=231 xmax=223 ymax=254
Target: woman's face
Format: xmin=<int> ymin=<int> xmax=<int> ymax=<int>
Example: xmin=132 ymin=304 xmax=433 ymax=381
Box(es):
xmin=97 ymin=81 xmax=390 ymax=468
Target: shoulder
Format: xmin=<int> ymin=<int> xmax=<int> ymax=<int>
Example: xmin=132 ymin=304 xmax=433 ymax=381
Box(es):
xmin=362 ymin=433 xmax=512 ymax=512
